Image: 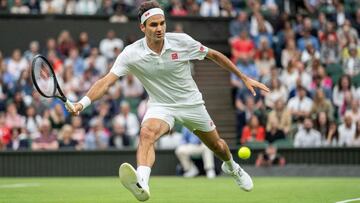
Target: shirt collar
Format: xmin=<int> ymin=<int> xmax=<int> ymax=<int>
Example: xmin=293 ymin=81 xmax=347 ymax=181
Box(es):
xmin=142 ymin=35 xmax=171 ymax=56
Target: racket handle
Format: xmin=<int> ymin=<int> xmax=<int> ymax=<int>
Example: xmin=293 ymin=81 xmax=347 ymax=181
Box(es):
xmin=65 ymin=99 xmax=75 ymax=112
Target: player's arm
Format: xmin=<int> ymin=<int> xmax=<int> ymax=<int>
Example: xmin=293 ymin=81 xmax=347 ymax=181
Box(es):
xmin=69 ymin=72 xmax=119 ymax=116
xmin=205 ymin=48 xmax=270 ymax=95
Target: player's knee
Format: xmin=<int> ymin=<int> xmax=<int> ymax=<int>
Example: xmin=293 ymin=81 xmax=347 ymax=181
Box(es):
xmin=140 ymin=126 xmax=157 ymax=142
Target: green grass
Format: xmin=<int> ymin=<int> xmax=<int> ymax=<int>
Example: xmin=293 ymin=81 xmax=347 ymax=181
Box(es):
xmin=0 ymin=177 xmax=360 ymax=203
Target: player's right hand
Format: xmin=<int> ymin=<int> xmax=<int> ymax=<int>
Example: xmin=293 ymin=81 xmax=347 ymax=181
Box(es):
xmin=65 ymin=103 xmax=83 ymax=116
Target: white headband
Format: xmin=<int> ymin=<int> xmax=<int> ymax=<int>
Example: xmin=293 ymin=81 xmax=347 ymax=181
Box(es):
xmin=141 ymin=8 xmax=164 ymax=24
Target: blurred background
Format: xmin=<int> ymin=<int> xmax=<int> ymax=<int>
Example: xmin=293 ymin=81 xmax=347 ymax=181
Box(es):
xmin=0 ymin=0 xmax=359 ymax=178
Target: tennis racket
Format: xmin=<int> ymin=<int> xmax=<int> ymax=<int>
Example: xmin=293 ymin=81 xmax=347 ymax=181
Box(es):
xmin=31 ymin=54 xmax=75 ymax=112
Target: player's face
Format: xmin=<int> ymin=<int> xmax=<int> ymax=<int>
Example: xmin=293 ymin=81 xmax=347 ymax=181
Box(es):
xmin=141 ymin=14 xmax=166 ymax=43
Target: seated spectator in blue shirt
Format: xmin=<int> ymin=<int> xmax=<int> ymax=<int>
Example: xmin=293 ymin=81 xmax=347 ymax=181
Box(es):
xmin=297 ymin=30 xmax=320 ymax=52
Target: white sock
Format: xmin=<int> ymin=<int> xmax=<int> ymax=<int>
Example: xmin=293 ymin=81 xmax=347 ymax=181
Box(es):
xmin=224 ymin=156 xmax=238 ymax=171
xmin=137 ymin=166 xmax=151 ymax=190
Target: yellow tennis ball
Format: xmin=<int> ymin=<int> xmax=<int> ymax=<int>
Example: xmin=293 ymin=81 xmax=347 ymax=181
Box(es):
xmin=238 ymin=146 xmax=251 ymax=159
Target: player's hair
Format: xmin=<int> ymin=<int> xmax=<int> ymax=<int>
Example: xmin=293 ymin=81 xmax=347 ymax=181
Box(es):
xmin=137 ymin=0 xmax=161 ymax=25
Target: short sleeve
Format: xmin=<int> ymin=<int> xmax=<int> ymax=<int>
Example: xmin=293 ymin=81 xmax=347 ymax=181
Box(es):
xmin=183 ymin=34 xmax=209 ymax=60
xmin=110 ymin=50 xmax=130 ymax=77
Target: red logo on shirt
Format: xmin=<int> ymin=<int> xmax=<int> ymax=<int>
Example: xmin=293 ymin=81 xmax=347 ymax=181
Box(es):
xmin=200 ymin=45 xmax=205 ymax=52
xmin=171 ymin=52 xmax=179 ymax=60
xmin=210 ymin=121 xmax=214 ymax=127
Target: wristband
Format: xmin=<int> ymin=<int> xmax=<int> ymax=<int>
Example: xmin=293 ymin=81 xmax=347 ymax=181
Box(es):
xmin=79 ymin=96 xmax=91 ymax=110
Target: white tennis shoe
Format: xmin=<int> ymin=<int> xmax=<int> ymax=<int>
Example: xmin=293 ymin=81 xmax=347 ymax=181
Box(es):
xmin=119 ymin=163 xmax=150 ymax=202
xmin=221 ymin=163 xmax=253 ymax=191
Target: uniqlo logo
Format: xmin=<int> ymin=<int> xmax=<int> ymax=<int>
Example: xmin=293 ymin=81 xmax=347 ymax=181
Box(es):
xmin=145 ymin=12 xmax=150 ymax=17
xmin=171 ymin=52 xmax=178 ymax=60
xmin=200 ymin=45 xmax=205 ymax=52
xmin=210 ymin=121 xmax=214 ymax=127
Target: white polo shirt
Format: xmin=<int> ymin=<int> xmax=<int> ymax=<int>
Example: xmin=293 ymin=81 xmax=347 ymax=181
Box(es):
xmin=110 ymin=32 xmax=209 ymax=107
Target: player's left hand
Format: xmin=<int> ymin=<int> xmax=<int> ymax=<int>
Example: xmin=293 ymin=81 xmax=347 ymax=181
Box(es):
xmin=243 ymin=77 xmax=270 ymax=96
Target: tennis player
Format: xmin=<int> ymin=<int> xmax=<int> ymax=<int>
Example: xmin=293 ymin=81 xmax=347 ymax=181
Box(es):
xmin=67 ymin=1 xmax=270 ymax=201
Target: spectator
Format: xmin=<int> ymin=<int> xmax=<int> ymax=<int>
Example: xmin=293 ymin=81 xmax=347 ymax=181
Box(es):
xmin=337 ymin=20 xmax=358 ymax=49
xmin=345 ymin=99 xmax=360 ymax=123
xmin=23 ymin=41 xmax=40 ymax=62
xmin=6 ymin=49 xmax=29 ymax=83
xmin=58 ymin=124 xmax=79 ymax=150
xmin=297 ymin=30 xmax=320 ymax=52
xmin=84 ymin=47 xmax=108 ymax=76
xmin=322 ymin=121 xmax=339 ymax=147
xmin=309 ymin=65 xmax=332 ymax=99
xmin=77 ymin=31 xmax=92 ymax=58
xmin=249 ymin=12 xmax=273 ymax=47
xmin=264 ymin=78 xmax=288 ymax=109
xmin=40 ymin=0 xmax=65 ymax=14
xmin=184 ymin=0 xmax=200 ymax=16
xmin=310 ymin=89 xmax=334 ymax=120
xmin=241 ymin=115 xmax=265 ymax=144
xmin=110 ymin=4 xmax=129 ymax=23
xmin=352 ymin=120 xmax=360 ymax=147
xmin=199 ymin=0 xmax=220 ymax=17
xmin=109 ymin=121 xmax=130 ymax=149
xmin=280 ymin=59 xmax=299 ymax=91
xmin=57 ymin=30 xmax=76 ymax=58
xmin=6 ymin=128 xmax=29 ymax=151
xmin=24 ymin=105 xmax=42 ymax=138
xmin=229 ymin=11 xmax=249 ymax=37
xmin=0 ymin=112 xmax=11 ymax=147
xmin=0 ymin=0 xmax=9 ymax=14
xmin=96 ymin=0 xmax=114 ymax=15
xmin=42 ymin=38 xmax=60 ymax=58
xmin=229 ymin=30 xmax=255 ymax=64
xmin=313 ymin=111 xmax=330 ymax=140
xmin=296 ymin=61 xmax=312 ymax=90
xmin=255 ymin=145 xmax=286 ymax=167
xmin=332 ymin=75 xmax=356 ymax=109
xmin=32 ymin=119 xmax=59 ymax=150
xmin=254 ymin=37 xmax=275 ymax=80
xmin=26 ymin=0 xmax=40 ymax=14
xmin=64 ymin=47 xmax=85 ymax=77
xmin=287 ymin=86 xmax=313 ymax=122
xmin=301 ymin=42 xmax=320 ymax=67
xmin=303 ymin=0 xmax=320 ymax=14
xmin=294 ymin=117 xmax=321 ymax=148
xmin=70 ymin=116 xmax=85 ymax=148
xmin=10 ymin=0 xmax=30 ymax=14
xmin=338 ymin=112 xmax=356 ymax=146
xmin=175 ymin=127 xmax=216 ymax=179
xmin=266 ymin=99 xmax=292 ymax=135
xmin=5 ymin=102 xmax=25 ymax=129
xmin=99 ymin=30 xmax=124 ymax=61
xmin=121 ymin=74 xmax=144 ymax=99
xmin=169 ymin=0 xmax=188 ymax=16
xmin=84 ymin=118 xmax=110 ymax=150
xmin=320 ymin=35 xmax=341 ymax=65
xmin=75 ymin=0 xmax=97 ymax=15
xmin=219 ymin=0 xmax=236 ymax=17
xmin=281 ymin=39 xmax=300 ymax=69
xmin=113 ymin=101 xmax=140 ymax=143
xmin=49 ymin=103 xmax=66 ymax=130
xmin=342 ymin=44 xmax=360 ymax=77
xmin=64 ymin=0 xmax=76 ymax=14
xmin=265 ymin=120 xmax=286 ymax=144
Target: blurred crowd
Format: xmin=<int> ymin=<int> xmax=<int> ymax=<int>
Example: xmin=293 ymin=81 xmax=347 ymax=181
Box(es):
xmin=0 ymin=0 xmax=360 ymax=152
xmin=229 ymin=0 xmax=360 ymax=148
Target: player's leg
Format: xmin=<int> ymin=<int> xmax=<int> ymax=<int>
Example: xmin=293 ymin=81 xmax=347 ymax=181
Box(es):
xmin=193 ymin=129 xmax=253 ymax=191
xmin=119 ymin=118 xmax=169 ymax=201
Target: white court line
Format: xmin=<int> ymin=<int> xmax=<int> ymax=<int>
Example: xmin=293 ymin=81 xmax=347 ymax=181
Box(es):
xmin=336 ymin=198 xmax=360 ymax=203
xmin=0 ymin=183 xmax=40 ymax=189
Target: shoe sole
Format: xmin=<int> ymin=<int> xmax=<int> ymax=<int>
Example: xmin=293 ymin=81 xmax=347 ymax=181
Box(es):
xmin=119 ymin=163 xmax=150 ymax=201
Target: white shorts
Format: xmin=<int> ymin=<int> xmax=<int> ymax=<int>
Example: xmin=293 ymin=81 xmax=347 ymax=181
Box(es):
xmin=142 ymin=104 xmax=216 ymax=132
